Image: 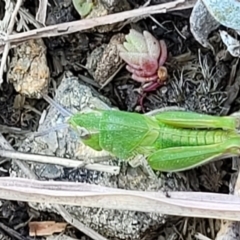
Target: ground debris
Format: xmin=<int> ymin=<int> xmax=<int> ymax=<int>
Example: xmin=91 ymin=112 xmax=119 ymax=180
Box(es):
xmin=220 ymin=30 xmax=240 ymax=58
xmin=45 ymin=32 xmax=89 ymax=75
xmin=86 ymin=33 xmax=125 ymax=87
xmin=73 ymin=0 xmax=131 ymax=32
xmin=29 ymin=221 xmax=67 ymax=236
xmin=0 ymin=200 xmax=30 ymax=239
xmin=7 ymin=39 xmax=50 ymax=99
xmin=190 ymin=0 xmax=219 ymax=49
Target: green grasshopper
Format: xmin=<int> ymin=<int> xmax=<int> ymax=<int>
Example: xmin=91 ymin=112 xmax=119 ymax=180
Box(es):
xmin=67 ymin=108 xmax=240 ymax=172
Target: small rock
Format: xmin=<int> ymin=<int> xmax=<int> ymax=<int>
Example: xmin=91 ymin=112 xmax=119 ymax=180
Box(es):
xmin=7 ymin=39 xmax=50 ymax=99
xmin=190 ymin=0 xmax=219 ymax=48
xmin=86 ymin=33 xmax=125 ymax=87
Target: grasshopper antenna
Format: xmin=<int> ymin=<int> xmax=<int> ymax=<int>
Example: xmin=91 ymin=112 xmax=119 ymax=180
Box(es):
xmin=42 ymin=94 xmax=91 ymax=137
xmin=27 ymin=94 xmax=73 ymax=140
xmin=31 ymin=123 xmax=69 ymax=138
xmin=42 ymin=94 xmax=73 ymax=117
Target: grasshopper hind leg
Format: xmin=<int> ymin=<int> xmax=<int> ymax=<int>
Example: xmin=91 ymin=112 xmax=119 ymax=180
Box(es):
xmin=128 ymin=155 xmax=158 ymax=179
xmin=147 ymin=137 xmax=240 ymax=172
xmin=145 ymin=106 xmax=186 ymax=116
xmin=146 ymin=106 xmax=238 ymax=131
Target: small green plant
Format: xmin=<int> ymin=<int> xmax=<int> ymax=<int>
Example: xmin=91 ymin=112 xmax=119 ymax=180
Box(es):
xmin=72 ymin=0 xmax=93 ymax=18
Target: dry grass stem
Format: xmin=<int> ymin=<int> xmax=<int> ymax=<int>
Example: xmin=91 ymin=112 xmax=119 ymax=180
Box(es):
xmin=2 ymin=0 xmax=192 ymax=45
xmin=0 ymin=0 xmax=23 ymax=85
xmin=36 ymin=0 xmax=48 ymax=24
xmin=0 ymin=149 xmax=119 ymax=174
xmin=1 ymin=177 xmax=240 ymax=221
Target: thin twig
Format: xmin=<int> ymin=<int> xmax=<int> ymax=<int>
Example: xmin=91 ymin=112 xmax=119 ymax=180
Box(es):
xmin=42 ymin=94 xmax=72 ymax=117
xmin=0 ymin=0 xmax=196 ymax=54
xmin=3 ymin=0 xmax=190 ymax=44
xmin=0 ymin=0 xmax=23 ymax=85
xmin=0 ymin=222 xmax=28 ymax=240
xmin=0 ymin=133 xmax=37 ymax=179
xmin=54 ymin=206 xmax=107 ymax=240
xmin=0 ymin=124 xmax=31 ymax=134
xmin=0 ymin=149 xmax=119 ymax=174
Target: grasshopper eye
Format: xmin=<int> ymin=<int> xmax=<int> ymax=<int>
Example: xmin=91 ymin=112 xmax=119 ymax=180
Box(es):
xmin=76 ymin=126 xmax=90 ymax=138
xmin=81 ymin=134 xmax=92 ymax=140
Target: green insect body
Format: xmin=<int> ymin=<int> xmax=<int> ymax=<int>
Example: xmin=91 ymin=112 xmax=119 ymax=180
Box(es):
xmin=68 ymin=110 xmax=160 ymax=158
xmin=67 ymin=109 xmax=240 ymax=172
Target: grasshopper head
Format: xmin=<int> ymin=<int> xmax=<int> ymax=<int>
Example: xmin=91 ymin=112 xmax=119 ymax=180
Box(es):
xmin=67 ymin=110 xmax=103 ymax=151
xmin=67 ymin=110 xmax=102 ymax=132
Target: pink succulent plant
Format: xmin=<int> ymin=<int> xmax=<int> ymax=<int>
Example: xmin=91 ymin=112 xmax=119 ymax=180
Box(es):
xmin=118 ymin=29 xmax=168 ymax=85
xmin=118 ymin=29 xmax=168 ymax=111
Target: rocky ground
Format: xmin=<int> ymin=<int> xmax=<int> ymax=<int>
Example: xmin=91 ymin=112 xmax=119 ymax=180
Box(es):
xmin=0 ymin=0 xmax=239 ymax=239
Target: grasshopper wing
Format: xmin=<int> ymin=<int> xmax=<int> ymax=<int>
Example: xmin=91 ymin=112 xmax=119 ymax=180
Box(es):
xmin=99 ymin=111 xmax=160 ymax=159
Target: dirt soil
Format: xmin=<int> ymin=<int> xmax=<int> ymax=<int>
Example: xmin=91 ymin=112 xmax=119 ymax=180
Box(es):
xmin=0 ymin=0 xmax=240 ymax=239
